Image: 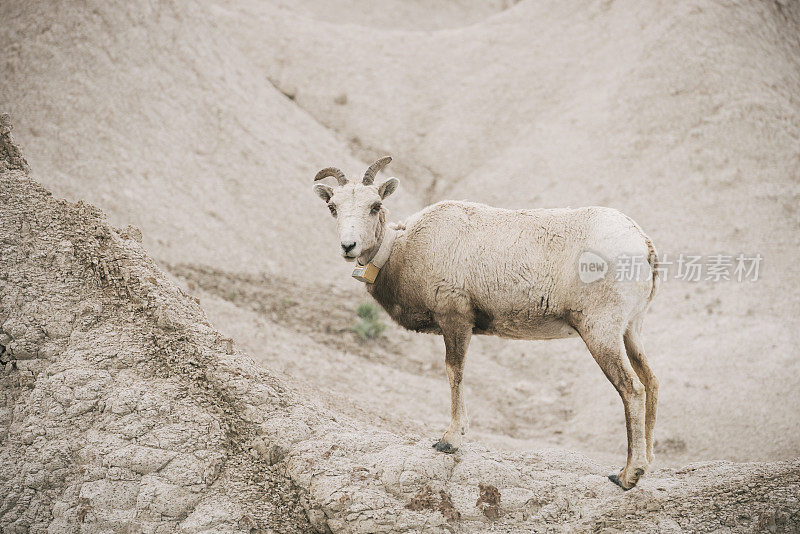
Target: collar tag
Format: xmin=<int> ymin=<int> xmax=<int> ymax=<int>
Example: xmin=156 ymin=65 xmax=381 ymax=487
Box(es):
xmin=352 ymin=262 xmax=380 ymax=284
xmin=351 ymin=226 xmax=398 ymax=284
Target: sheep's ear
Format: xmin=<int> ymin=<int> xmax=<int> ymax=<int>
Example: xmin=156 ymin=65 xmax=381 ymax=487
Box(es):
xmin=378 ymin=177 xmax=399 ymax=199
xmin=313 ymin=184 xmax=334 ymax=203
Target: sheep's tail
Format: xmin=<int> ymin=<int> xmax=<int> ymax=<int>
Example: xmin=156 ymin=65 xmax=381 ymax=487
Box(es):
xmin=645 ymin=235 xmax=659 ymax=304
xmin=622 ymin=212 xmax=660 ymax=305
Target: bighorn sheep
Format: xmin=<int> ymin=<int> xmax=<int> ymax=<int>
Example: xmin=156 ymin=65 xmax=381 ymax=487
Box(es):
xmin=313 ymin=157 xmax=660 ymax=490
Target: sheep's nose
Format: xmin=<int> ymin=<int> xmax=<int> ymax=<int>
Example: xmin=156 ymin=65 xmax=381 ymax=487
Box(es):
xmin=341 ymin=241 xmax=356 ymax=254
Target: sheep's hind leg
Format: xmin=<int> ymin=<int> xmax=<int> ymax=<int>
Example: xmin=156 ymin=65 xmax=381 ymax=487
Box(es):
xmin=433 ymin=316 xmax=472 ymax=454
xmin=577 ymin=320 xmax=648 ymax=490
xmin=624 ymin=317 xmax=658 ymax=467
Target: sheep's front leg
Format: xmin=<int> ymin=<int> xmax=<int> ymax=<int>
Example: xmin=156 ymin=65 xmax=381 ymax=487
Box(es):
xmin=433 ymin=317 xmax=472 ymax=454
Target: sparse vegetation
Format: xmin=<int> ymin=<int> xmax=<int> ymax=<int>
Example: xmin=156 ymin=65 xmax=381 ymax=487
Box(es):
xmin=349 ymin=302 xmax=386 ymax=340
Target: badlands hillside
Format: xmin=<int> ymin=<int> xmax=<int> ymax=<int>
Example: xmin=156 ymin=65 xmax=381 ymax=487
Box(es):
xmin=1 ymin=0 xmax=799 ymax=531
xmin=2 ymin=115 xmax=799 ymax=533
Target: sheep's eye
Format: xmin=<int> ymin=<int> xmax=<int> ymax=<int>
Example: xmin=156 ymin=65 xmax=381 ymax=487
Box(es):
xmin=328 ymin=204 xmax=337 ymax=217
xmin=370 ymin=203 xmax=382 ymax=214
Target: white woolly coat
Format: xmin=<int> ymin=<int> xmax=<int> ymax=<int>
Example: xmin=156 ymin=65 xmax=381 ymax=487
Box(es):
xmin=367 ymin=201 xmax=657 ymax=339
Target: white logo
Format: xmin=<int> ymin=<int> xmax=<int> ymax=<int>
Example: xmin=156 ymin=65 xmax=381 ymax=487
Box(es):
xmin=577 ymin=251 xmax=608 ymax=283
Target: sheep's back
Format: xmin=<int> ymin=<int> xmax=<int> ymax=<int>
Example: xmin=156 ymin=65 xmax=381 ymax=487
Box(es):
xmin=398 ymin=201 xmax=653 ymax=330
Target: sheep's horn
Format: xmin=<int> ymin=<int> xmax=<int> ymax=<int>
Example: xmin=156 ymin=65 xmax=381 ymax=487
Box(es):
xmin=314 ymin=167 xmax=348 ymax=186
xmin=362 ymin=156 xmax=392 ymax=185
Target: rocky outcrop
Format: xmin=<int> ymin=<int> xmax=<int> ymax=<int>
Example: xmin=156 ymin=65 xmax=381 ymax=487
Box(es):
xmin=0 ymin=118 xmax=312 ymax=533
xmin=1 ymin=119 xmax=798 ymax=533
xmin=0 ymin=114 xmax=29 ymax=173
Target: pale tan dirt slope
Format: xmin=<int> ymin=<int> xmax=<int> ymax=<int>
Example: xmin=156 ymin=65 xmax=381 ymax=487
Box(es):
xmin=1 ymin=0 xmax=800 ymax=528
xmin=2 ymin=118 xmax=800 ymax=533
xmin=4 ymin=0 xmax=798 ymax=467
xmin=0 ymin=0 xmax=421 ymax=280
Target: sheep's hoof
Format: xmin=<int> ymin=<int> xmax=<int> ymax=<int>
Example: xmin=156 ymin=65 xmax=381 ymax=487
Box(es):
xmin=608 ymin=473 xmax=632 ymax=490
xmin=432 ymin=440 xmax=457 ymax=454
xmin=609 ymin=466 xmax=645 ymax=490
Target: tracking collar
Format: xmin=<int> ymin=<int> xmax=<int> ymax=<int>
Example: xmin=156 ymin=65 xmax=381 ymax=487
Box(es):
xmin=352 ymin=227 xmax=397 ymax=284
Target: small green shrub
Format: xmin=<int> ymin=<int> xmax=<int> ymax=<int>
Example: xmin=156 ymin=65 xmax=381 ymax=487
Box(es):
xmin=350 ymin=302 xmax=386 ymax=340
xmin=356 ymin=302 xmax=379 ymax=321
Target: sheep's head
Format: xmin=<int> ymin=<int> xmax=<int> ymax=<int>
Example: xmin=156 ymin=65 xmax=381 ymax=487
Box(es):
xmin=313 ymin=156 xmax=399 ymax=263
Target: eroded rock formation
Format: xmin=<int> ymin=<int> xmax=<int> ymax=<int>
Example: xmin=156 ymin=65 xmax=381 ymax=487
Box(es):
xmin=1 ymin=118 xmax=798 ymax=533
